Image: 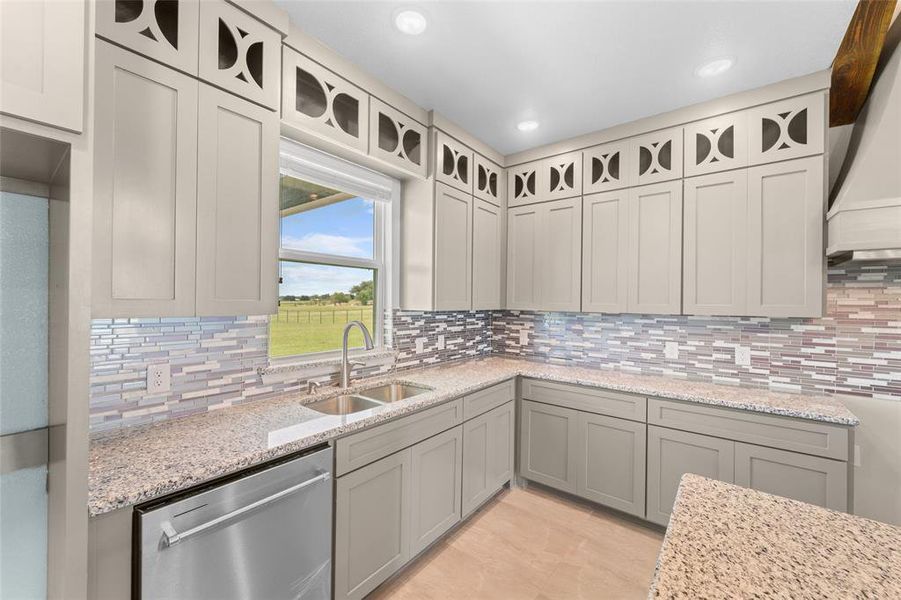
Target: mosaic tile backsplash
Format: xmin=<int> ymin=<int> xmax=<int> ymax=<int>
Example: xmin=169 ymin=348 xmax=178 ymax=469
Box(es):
xmin=89 ymin=264 xmax=901 ymax=431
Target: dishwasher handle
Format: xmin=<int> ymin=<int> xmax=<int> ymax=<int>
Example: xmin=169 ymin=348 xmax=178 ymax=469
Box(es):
xmin=160 ymin=471 xmax=331 ymax=548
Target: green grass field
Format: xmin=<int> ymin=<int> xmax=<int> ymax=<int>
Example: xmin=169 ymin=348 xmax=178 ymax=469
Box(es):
xmin=269 ymin=301 xmax=376 ymax=357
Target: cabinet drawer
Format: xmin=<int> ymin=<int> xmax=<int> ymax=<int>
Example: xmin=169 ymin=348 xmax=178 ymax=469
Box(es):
xmin=336 ymin=399 xmax=463 ymax=476
xmin=463 ymin=380 xmax=515 ymax=421
xmin=521 ymin=379 xmax=646 ymax=423
xmin=647 ymin=398 xmax=849 ymax=460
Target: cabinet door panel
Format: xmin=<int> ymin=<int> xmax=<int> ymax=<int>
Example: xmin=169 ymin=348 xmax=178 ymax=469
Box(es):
xmin=474 ymin=154 xmax=505 ymax=206
xmin=577 ymin=413 xmax=646 ymax=518
xmin=196 ymin=85 xmax=278 ymax=316
xmin=198 ymin=0 xmax=280 ymax=110
xmin=582 ymin=190 xmax=629 ymax=313
xmin=488 ymin=401 xmax=515 ymax=490
xmin=520 ymin=400 xmax=579 ymax=493
xmin=0 ymin=0 xmax=85 ymax=131
xmin=630 ymin=127 xmax=683 ymax=185
xmin=335 ymin=450 xmax=412 ymax=600
xmin=96 ymin=0 xmax=199 ymax=74
xmin=410 ymin=427 xmax=462 ymax=555
xmin=584 ymin=141 xmax=630 ymax=193
xmin=434 ymin=130 xmax=473 ymax=193
xmin=628 ymin=181 xmax=682 ymax=314
xmin=506 ymin=204 xmax=540 ymax=309
xmin=281 ymin=47 xmax=369 ymax=153
xmin=748 ymin=94 xmax=825 ymax=165
xmin=368 ymin=98 xmax=427 ymax=178
xmin=747 ymin=156 xmax=824 ymax=317
xmin=507 ymin=162 xmax=541 ymax=207
xmin=472 ymin=198 xmax=503 ymax=310
xmin=646 ymin=426 xmax=734 ymax=526
xmin=434 ymin=183 xmax=472 ymax=311
xmin=462 ymin=412 xmax=490 ymax=518
xmin=684 ymin=112 xmax=748 ymax=176
xmin=683 ymin=171 xmax=748 ymax=315
xmin=541 ymin=152 xmax=582 ymax=201
xmin=735 ymin=443 xmax=847 ymax=511
xmin=540 ymin=197 xmax=582 ymax=312
xmin=93 ymin=41 xmax=198 ymax=317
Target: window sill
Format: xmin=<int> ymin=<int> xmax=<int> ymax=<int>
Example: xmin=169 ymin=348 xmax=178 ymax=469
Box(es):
xmin=259 ymin=349 xmax=397 ymax=384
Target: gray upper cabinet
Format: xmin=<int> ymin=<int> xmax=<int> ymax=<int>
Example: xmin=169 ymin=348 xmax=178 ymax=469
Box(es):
xmin=368 ymin=98 xmax=428 ymax=178
xmin=582 ymin=190 xmax=629 ymax=313
xmin=519 ymin=400 xmax=579 ymax=494
xmin=281 ymin=46 xmax=369 ymax=153
xmin=734 ymin=443 xmax=848 ymax=512
xmin=576 ymin=412 xmax=646 ymax=518
xmin=473 ymin=154 xmax=505 ymax=206
xmin=93 ymin=41 xmax=198 ymax=317
xmin=541 ymin=152 xmax=582 ymax=201
xmin=747 ymin=156 xmax=825 ymax=317
xmin=683 ymin=170 xmax=749 ymax=316
xmin=410 ymin=427 xmax=463 ymax=556
xmin=195 ymin=84 xmax=279 ymax=316
xmin=646 ymin=425 xmax=735 ymax=526
xmin=630 ymin=127 xmax=683 ymax=186
xmin=434 ymin=130 xmax=473 ymax=193
xmin=583 ymin=140 xmax=630 ymax=193
xmin=628 ymin=181 xmax=682 ymax=314
xmin=95 ymin=0 xmax=199 ymax=74
xmin=335 ymin=449 xmax=412 ymax=600
xmin=434 ymin=183 xmax=473 ymax=311
xmin=198 ymin=0 xmax=280 ymax=110
xmin=0 ymin=0 xmax=85 ymax=132
xmin=507 ymin=161 xmax=541 ymax=207
xmin=472 ymin=198 xmax=503 ymax=310
xmin=462 ymin=401 xmax=514 ymax=517
xmin=506 ymin=197 xmax=581 ymax=311
xmin=747 ymin=93 xmax=825 ymax=166
xmin=684 ymin=112 xmax=748 ymax=177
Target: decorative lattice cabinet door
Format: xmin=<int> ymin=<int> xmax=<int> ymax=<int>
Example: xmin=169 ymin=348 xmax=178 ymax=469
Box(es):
xmin=630 ymin=127 xmax=683 ymax=186
xmin=507 ymin=161 xmax=541 ymax=207
xmin=96 ymin=0 xmax=200 ymax=74
xmin=368 ymin=98 xmax=428 ymax=178
xmin=684 ymin=112 xmax=748 ymax=177
xmin=540 ymin=152 xmax=583 ymax=201
xmin=747 ymin=94 xmax=825 ymax=166
xmin=473 ymin=154 xmax=505 ymax=207
xmin=198 ymin=0 xmax=280 ymax=109
xmin=434 ymin=130 xmax=473 ymax=193
xmin=583 ymin=141 xmax=630 ymax=193
xmin=282 ymin=47 xmax=369 ymax=153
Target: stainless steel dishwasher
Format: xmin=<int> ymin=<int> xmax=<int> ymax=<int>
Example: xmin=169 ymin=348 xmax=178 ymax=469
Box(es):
xmin=134 ymin=445 xmax=333 ymax=600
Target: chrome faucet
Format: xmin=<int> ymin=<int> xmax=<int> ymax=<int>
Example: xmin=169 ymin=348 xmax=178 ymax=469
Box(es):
xmin=340 ymin=321 xmax=374 ymax=389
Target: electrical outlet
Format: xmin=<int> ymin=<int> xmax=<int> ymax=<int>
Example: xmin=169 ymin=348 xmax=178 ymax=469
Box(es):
xmin=147 ymin=363 xmax=171 ymax=394
xmin=437 ymin=335 xmax=445 ymax=350
xmin=735 ymin=346 xmax=751 ymax=367
xmin=664 ymin=341 xmax=679 ymax=360
xmin=519 ymin=329 xmax=529 ymax=345
xmin=415 ymin=337 xmax=425 ymax=353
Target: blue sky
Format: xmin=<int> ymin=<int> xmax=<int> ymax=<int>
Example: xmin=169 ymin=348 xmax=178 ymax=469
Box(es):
xmin=280 ymin=197 xmax=374 ymax=296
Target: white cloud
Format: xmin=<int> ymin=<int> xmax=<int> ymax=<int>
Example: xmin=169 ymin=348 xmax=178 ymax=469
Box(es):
xmin=280 ymin=262 xmax=372 ymax=296
xmin=282 ymin=233 xmax=373 ymax=258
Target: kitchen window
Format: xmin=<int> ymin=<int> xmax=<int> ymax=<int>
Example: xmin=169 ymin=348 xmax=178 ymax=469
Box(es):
xmin=271 ymin=139 xmax=399 ymax=360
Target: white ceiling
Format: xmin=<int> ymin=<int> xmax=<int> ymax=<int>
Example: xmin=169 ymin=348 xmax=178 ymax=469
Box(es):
xmin=276 ymin=1 xmax=856 ymax=156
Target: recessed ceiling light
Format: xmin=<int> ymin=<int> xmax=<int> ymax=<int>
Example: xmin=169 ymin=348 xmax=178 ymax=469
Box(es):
xmin=517 ymin=120 xmax=539 ymax=132
xmin=394 ymin=9 xmax=427 ymax=35
xmin=695 ymin=58 xmax=734 ymax=78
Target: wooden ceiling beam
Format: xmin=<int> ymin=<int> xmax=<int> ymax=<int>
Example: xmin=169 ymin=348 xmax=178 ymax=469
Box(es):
xmin=830 ymin=0 xmax=898 ymax=126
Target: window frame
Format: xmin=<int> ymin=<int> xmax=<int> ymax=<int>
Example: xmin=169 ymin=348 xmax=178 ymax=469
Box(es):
xmin=272 ymin=138 xmax=400 ymax=363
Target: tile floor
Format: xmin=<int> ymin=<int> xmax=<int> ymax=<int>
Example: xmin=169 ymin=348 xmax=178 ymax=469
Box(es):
xmin=369 ymin=485 xmax=665 ymax=599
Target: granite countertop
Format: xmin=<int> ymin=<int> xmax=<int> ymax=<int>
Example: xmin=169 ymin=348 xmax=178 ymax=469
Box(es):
xmin=649 ymin=474 xmax=901 ymax=599
xmin=89 ymin=357 xmax=858 ymax=516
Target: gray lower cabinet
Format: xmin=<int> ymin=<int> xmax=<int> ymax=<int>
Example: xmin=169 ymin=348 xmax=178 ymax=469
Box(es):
xmin=734 ymin=442 xmax=848 ymax=511
xmin=519 ymin=400 xmax=579 ymax=493
xmin=462 ymin=401 xmax=515 ymax=517
xmin=335 ymin=449 xmax=412 ymax=600
xmin=410 ymin=427 xmax=463 ymax=555
xmin=576 ymin=412 xmax=646 ymax=518
xmin=646 ymin=425 xmax=735 ymax=526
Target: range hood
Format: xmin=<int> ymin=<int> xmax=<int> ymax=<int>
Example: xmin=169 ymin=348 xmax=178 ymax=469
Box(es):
xmin=827 ymin=19 xmax=901 ymax=265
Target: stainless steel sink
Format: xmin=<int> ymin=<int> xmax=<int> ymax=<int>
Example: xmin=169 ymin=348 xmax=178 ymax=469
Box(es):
xmin=356 ymin=382 xmax=431 ymax=403
xmin=306 ymin=394 xmax=382 ymax=416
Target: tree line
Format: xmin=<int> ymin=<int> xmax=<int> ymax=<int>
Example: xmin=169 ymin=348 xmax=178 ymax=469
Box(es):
xmin=280 ymin=280 xmax=373 ymax=305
